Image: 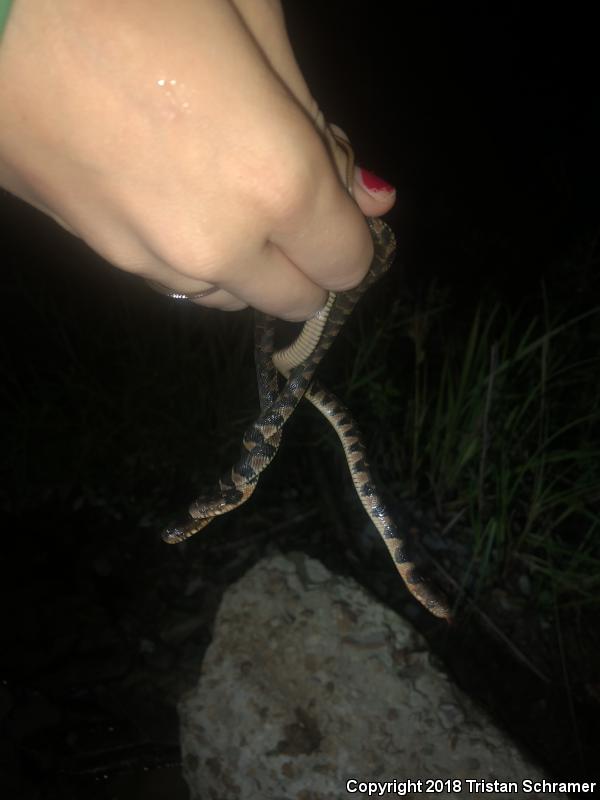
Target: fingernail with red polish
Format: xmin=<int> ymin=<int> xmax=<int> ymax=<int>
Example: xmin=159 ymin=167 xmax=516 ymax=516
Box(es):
xmin=358 ymin=167 xmax=395 ymax=195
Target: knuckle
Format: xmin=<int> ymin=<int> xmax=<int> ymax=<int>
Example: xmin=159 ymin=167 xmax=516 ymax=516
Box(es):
xmin=258 ymin=149 xmax=317 ymax=223
xmin=149 ymin=224 xmax=225 ymax=282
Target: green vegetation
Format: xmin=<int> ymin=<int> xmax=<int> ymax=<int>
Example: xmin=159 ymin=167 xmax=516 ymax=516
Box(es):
xmin=342 ymin=282 xmax=600 ymax=614
xmin=3 ymin=258 xmax=599 ymax=618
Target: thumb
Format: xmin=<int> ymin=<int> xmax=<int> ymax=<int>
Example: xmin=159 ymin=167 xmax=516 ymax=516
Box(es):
xmin=327 ymin=123 xmax=396 ymax=218
xmin=353 ymin=164 xmax=396 ymax=218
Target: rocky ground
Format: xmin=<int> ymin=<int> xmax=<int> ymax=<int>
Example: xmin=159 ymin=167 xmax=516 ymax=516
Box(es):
xmin=1 ymin=468 xmax=598 ymax=799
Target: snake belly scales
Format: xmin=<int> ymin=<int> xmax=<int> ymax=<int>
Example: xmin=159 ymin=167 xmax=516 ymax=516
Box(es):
xmin=161 ymin=140 xmax=450 ymax=621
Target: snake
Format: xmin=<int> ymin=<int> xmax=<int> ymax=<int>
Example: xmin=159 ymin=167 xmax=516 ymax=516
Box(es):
xmin=161 ymin=135 xmax=451 ymax=621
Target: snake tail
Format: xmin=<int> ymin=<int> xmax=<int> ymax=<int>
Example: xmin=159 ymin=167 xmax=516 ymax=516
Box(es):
xmin=306 ymin=381 xmax=451 ymax=621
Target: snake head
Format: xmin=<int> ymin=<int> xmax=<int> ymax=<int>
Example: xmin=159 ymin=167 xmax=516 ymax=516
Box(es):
xmin=162 ymin=515 xmax=213 ymax=543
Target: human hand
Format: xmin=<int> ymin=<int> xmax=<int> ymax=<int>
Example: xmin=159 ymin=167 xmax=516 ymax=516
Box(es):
xmin=0 ymin=0 xmax=395 ymax=320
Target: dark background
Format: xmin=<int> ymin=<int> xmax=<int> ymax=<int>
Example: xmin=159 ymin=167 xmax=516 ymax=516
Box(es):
xmin=1 ymin=2 xmax=599 ymax=797
xmin=286 ymin=0 xmax=599 ymax=304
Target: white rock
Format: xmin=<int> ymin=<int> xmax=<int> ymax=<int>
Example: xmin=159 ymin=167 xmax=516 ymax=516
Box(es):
xmin=178 ymin=553 xmax=566 ymax=800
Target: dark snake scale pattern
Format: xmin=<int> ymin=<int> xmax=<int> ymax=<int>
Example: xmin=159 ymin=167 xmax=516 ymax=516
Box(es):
xmin=161 ymin=211 xmax=451 ymax=621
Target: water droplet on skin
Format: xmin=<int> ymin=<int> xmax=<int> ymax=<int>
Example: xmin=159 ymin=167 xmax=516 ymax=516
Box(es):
xmin=155 ymin=77 xmax=191 ymax=119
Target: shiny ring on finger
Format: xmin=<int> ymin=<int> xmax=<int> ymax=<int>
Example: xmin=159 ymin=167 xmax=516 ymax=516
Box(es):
xmin=145 ymin=279 xmax=220 ymax=301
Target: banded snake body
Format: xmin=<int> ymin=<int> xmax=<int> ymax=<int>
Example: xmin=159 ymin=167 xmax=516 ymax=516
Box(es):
xmin=162 ymin=137 xmax=451 ymax=621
